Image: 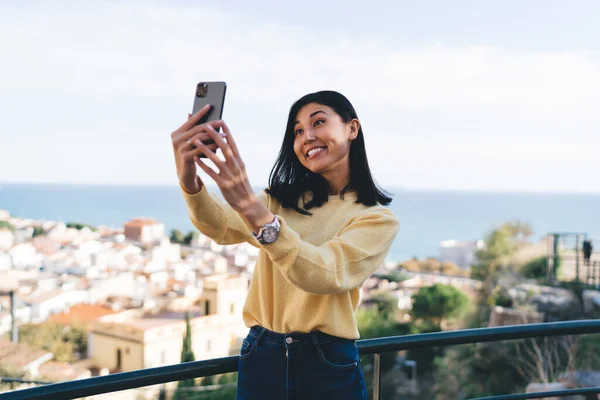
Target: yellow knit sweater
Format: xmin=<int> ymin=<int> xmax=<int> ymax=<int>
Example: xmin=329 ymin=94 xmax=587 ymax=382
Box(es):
xmin=181 ymin=185 xmax=400 ymax=339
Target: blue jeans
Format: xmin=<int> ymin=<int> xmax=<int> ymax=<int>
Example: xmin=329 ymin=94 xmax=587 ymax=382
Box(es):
xmin=236 ymin=326 xmax=368 ymax=400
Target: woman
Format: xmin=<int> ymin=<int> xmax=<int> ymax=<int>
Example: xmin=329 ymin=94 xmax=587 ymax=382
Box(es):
xmin=171 ymin=90 xmax=399 ymax=399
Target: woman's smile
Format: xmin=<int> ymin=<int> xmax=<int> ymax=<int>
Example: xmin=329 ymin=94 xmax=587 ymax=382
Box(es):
xmin=306 ymin=146 xmax=327 ymax=159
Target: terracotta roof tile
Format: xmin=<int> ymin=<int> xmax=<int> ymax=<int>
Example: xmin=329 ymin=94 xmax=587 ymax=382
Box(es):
xmin=49 ymin=304 xmax=116 ymax=325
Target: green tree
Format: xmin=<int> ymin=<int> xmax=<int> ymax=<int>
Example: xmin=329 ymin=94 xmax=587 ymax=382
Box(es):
xmin=469 ymin=222 xmax=524 ymax=326
xmin=170 ymin=229 xmax=185 ymax=244
xmin=174 ymin=311 xmax=196 ymax=400
xmin=366 ymin=291 xmax=399 ymax=319
xmin=575 ymin=333 xmax=600 ymax=370
xmin=0 ymin=220 xmax=15 ymax=231
xmin=201 ymin=375 xmax=214 ymax=386
xmin=433 ymin=342 xmax=520 ymax=399
xmin=410 ymin=284 xmax=469 ymax=326
xmin=374 ymin=270 xmax=412 ymax=283
xmin=504 ymin=220 xmax=533 ymax=241
xmin=471 ymin=223 xmax=518 ymax=281
xmin=66 ymin=322 xmax=89 ymax=358
xmin=32 ymin=226 xmax=47 ymax=237
xmin=405 ymin=322 xmax=443 ymax=375
xmin=19 ymin=322 xmax=87 ymax=362
xmin=216 ymin=372 xmax=237 ymax=385
xmin=489 ymin=285 xmax=513 ymax=308
xmin=184 ymin=231 xmax=199 ymax=245
xmin=66 ymin=222 xmax=97 ymax=231
xmin=431 ymin=221 xmax=549 ymax=399
xmin=356 ymin=305 xmax=410 ymax=372
xmin=433 ymin=335 xmax=581 ymax=399
xmin=521 ymin=256 xmax=561 ymax=281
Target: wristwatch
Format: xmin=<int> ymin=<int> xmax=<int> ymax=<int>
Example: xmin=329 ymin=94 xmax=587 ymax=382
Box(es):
xmin=254 ymin=216 xmax=280 ymax=244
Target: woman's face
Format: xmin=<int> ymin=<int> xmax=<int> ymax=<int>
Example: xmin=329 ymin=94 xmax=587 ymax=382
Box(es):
xmin=292 ymin=103 xmax=359 ymax=185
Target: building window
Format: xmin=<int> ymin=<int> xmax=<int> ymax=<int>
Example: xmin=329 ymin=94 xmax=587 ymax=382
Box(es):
xmin=230 ymin=303 xmax=235 ymax=314
xmin=116 ymin=348 xmax=122 ymax=371
xmin=205 ymin=300 xmax=211 ymax=315
xmin=206 ymin=339 xmax=212 ymax=352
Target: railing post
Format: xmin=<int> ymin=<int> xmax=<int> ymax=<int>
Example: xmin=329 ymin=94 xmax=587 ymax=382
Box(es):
xmin=373 ymin=353 xmax=381 ymax=400
xmin=576 ymin=233 xmax=581 ymax=283
xmin=546 ymin=234 xmax=551 ymax=284
xmin=596 ymin=261 xmax=599 ymax=289
xmin=594 ymin=260 xmax=599 ymax=289
xmin=10 ymin=290 xmax=18 ymax=343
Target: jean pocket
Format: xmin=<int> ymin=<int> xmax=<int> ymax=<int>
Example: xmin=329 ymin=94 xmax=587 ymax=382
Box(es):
xmin=316 ymin=339 xmax=359 ymax=370
xmin=239 ymin=329 xmax=263 ymax=360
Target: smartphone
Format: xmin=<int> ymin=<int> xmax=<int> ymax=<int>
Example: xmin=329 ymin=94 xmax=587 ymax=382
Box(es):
xmin=191 ymin=81 xmax=227 ymax=155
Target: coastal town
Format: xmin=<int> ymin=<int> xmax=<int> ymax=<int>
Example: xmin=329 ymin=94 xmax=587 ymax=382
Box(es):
xmin=1 ymin=207 xmax=599 ymax=399
xmin=0 ymin=208 xmax=486 ymax=398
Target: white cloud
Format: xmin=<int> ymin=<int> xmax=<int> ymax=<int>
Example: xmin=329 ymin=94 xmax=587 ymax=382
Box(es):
xmin=1 ymin=1 xmax=599 ymax=191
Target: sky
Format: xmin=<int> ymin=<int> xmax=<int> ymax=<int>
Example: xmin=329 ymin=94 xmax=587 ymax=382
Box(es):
xmin=1 ymin=0 xmax=599 ymax=192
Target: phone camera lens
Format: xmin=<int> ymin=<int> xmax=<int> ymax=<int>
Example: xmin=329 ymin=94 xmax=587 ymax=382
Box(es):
xmin=196 ymin=83 xmax=208 ymax=98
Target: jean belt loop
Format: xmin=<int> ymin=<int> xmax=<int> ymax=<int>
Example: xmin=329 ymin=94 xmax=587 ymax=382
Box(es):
xmin=254 ymin=326 xmax=266 ymax=346
xmin=311 ymin=332 xmax=323 ymax=355
xmin=250 ymin=326 xmax=265 ymax=342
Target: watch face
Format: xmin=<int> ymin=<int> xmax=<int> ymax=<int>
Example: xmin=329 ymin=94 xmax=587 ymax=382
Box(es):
xmin=262 ymin=226 xmax=279 ymax=243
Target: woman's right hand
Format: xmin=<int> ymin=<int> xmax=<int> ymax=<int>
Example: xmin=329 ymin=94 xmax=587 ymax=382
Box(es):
xmin=171 ymin=104 xmax=225 ymax=194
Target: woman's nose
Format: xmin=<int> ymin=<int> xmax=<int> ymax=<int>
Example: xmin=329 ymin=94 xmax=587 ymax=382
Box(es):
xmin=303 ymin=129 xmax=316 ymax=144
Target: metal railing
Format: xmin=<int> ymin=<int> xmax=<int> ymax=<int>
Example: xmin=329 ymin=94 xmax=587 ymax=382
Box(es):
xmin=1 ymin=320 xmax=600 ymax=400
xmin=549 ymin=253 xmax=599 ymax=288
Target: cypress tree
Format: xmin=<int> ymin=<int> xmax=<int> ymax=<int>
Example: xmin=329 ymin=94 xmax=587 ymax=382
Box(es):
xmin=173 ymin=311 xmax=196 ymax=399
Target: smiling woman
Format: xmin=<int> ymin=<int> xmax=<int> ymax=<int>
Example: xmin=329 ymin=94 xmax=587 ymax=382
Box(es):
xmin=293 ymin=105 xmax=357 ymax=192
xmin=268 ymin=90 xmax=393 ymax=215
xmin=171 ymin=90 xmax=400 ymax=399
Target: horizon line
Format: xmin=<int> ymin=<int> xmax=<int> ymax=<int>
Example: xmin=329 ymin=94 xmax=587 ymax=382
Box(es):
xmin=2 ymin=180 xmax=600 ymax=196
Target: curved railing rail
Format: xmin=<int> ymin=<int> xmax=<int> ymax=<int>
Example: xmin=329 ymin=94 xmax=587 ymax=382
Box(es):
xmin=471 ymin=386 xmax=600 ymax=400
xmin=1 ymin=320 xmax=600 ymax=400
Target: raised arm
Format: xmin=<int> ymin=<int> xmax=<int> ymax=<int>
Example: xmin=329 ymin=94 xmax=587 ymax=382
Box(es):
xmin=180 ymin=184 xmax=265 ymax=247
xmin=262 ymin=209 xmax=399 ymax=294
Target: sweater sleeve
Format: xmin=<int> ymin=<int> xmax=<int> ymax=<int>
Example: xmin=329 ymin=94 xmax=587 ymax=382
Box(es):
xmin=262 ymin=209 xmax=400 ymax=294
xmin=180 ymin=184 xmax=265 ymax=247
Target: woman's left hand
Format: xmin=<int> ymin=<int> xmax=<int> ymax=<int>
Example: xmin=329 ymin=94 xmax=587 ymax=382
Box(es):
xmin=193 ymin=121 xmax=258 ymax=214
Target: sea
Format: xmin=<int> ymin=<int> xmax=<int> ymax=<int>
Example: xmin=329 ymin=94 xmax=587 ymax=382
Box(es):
xmin=1 ymin=183 xmax=599 ymax=263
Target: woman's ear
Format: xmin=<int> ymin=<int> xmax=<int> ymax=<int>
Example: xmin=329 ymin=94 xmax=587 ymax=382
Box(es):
xmin=348 ymin=119 xmax=360 ymax=140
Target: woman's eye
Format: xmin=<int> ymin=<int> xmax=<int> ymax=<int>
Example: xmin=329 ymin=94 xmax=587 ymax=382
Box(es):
xmin=314 ymin=119 xmax=325 ymax=127
xmin=294 ymin=129 xmax=303 ymax=136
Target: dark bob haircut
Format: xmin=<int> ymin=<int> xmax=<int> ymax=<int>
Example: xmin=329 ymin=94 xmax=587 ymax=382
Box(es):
xmin=266 ymin=90 xmax=392 ymax=215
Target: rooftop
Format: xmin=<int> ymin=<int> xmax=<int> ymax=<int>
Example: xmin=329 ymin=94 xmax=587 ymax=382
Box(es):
xmin=19 ymin=289 xmax=68 ymax=305
xmin=124 ymin=218 xmax=162 ymax=228
xmin=49 ymin=303 xmax=116 ymax=325
xmin=0 ymin=340 xmax=51 ymax=369
xmin=101 ymin=309 xmax=203 ymax=331
xmin=38 ymin=361 xmax=91 ymax=382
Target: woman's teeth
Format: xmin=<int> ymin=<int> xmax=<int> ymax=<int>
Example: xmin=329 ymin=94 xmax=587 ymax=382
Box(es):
xmin=307 ymin=147 xmax=326 ymax=158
